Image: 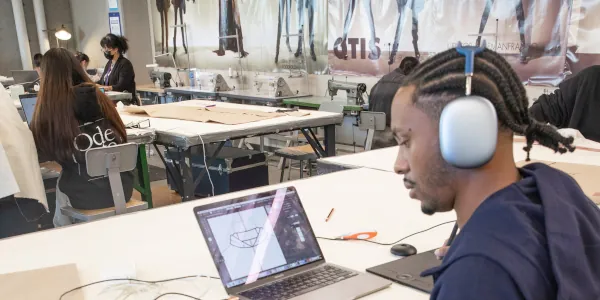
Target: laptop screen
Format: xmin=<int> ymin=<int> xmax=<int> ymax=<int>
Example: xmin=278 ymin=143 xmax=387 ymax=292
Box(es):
xmin=19 ymin=94 xmax=38 ymax=126
xmin=194 ymin=186 xmax=324 ymax=289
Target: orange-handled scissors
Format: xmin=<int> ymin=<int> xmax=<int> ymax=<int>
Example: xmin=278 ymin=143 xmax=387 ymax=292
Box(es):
xmin=337 ymin=231 xmax=378 ymax=240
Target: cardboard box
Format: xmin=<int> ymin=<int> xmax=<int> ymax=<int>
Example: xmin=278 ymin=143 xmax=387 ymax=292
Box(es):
xmin=517 ymin=160 xmax=600 ymax=204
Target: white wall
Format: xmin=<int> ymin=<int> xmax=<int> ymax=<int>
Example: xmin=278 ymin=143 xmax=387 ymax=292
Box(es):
xmin=121 ymin=0 xmax=153 ymax=85
xmin=0 ymin=0 xmax=23 ymax=75
xmin=70 ymin=0 xmax=109 ymax=68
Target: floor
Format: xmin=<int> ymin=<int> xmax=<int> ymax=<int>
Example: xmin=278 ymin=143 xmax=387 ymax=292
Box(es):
xmin=134 ymin=145 xmax=311 ymax=208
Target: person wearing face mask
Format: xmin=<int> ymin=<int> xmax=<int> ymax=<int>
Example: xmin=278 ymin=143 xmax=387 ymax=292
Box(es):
xmin=98 ymin=33 xmax=138 ymax=105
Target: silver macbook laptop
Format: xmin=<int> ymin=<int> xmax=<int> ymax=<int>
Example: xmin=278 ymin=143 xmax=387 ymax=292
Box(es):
xmin=193 ymin=186 xmax=391 ymax=300
xmin=11 ymin=70 xmax=39 ymax=84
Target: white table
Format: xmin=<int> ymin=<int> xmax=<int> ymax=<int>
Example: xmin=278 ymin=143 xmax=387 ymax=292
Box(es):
xmin=0 ymin=168 xmax=449 ymax=300
xmin=0 ymin=77 xmax=14 ymax=87
xmin=165 ymin=86 xmax=219 ymax=99
xmin=318 ymin=140 xmax=600 ymax=174
xmin=119 ymin=100 xmax=343 ymax=201
xmin=218 ymin=90 xmax=312 ymax=106
xmin=119 ymin=100 xmax=341 ymax=149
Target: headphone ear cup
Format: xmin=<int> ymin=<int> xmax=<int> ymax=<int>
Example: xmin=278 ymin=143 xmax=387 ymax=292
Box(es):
xmin=439 ymin=96 xmax=498 ymax=168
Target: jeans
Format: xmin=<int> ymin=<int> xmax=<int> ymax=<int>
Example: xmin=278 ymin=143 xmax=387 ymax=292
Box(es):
xmin=0 ymin=196 xmax=50 ymax=239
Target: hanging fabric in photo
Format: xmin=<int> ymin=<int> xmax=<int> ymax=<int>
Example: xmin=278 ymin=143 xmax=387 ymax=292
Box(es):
xmin=327 ymin=0 xmax=584 ymax=86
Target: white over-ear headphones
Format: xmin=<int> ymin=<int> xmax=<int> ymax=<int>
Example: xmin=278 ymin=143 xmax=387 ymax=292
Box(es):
xmin=439 ymin=41 xmax=498 ymax=169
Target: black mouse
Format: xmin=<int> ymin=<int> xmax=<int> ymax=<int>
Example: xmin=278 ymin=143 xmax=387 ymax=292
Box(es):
xmin=390 ymin=243 xmax=417 ymax=257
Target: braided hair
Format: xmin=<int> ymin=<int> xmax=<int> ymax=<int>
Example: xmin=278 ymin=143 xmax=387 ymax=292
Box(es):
xmin=401 ymin=47 xmax=575 ymax=161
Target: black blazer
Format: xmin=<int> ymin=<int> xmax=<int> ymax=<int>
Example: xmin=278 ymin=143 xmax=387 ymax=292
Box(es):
xmin=100 ymin=56 xmax=137 ymax=102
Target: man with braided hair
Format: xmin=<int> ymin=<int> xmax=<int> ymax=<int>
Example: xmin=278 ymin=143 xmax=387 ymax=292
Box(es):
xmin=391 ymin=47 xmax=600 ymax=299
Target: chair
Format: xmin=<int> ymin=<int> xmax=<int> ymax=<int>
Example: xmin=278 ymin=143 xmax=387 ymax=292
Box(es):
xmin=359 ymin=111 xmax=386 ymax=151
xmin=274 ymin=102 xmax=344 ymax=182
xmin=60 ymin=143 xmax=148 ymax=222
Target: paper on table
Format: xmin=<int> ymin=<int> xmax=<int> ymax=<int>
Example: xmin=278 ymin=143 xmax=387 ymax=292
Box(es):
xmin=123 ymin=103 xmax=310 ymax=125
xmin=0 ymin=141 xmax=20 ymax=199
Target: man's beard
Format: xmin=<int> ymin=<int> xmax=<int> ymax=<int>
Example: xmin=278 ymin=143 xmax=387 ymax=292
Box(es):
xmin=418 ymin=147 xmax=455 ymax=215
xmin=421 ymin=198 xmax=439 ymax=215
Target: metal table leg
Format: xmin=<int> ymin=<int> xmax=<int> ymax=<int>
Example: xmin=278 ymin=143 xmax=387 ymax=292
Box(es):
xmin=179 ymin=148 xmax=196 ymax=202
xmin=324 ymin=124 xmax=336 ymax=157
xmin=301 ymin=128 xmax=326 ymax=158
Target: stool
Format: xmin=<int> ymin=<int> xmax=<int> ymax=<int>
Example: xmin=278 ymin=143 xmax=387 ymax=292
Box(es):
xmin=274 ymin=144 xmax=318 ymax=182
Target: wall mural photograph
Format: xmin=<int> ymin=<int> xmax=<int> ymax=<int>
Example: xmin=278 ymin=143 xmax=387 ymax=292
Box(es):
xmin=149 ymin=0 xmax=600 ymax=86
xmin=150 ymin=0 xmax=329 ymax=74
xmin=328 ymin=0 xmax=600 ymax=86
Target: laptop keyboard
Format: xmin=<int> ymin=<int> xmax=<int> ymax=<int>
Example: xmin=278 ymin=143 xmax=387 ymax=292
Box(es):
xmin=239 ymin=265 xmax=357 ymax=300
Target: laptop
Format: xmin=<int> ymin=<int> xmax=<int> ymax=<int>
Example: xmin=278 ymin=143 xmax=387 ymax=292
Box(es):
xmin=11 ymin=70 xmax=39 ymax=85
xmin=193 ymin=186 xmax=391 ymax=300
xmin=19 ymin=94 xmax=38 ymax=126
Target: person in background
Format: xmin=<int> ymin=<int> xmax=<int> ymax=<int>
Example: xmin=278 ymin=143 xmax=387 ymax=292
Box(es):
xmin=75 ymin=51 xmax=101 ymax=82
xmin=31 ymin=48 xmax=133 ymax=226
xmin=0 ymin=85 xmax=49 ymax=239
xmin=392 ymin=47 xmax=600 ymax=299
xmin=98 ymin=33 xmax=138 ymax=105
xmin=529 ymin=65 xmax=600 ymax=143
xmin=368 ymin=56 xmax=419 ymax=149
xmin=31 ymin=53 xmax=44 ymax=91
xmin=33 ymin=53 xmax=43 ymax=78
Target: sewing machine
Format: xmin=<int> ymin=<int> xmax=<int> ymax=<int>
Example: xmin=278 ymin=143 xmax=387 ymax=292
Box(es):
xmin=328 ymin=80 xmax=367 ymax=106
xmin=149 ymin=71 xmax=172 ymax=89
xmin=253 ymin=75 xmax=294 ymax=98
xmin=195 ymin=72 xmax=232 ymax=92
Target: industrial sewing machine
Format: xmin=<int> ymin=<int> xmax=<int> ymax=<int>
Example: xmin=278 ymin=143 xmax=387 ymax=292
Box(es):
xmin=253 ymin=75 xmax=294 ymax=98
xmin=194 ymin=72 xmax=232 ymax=92
xmin=149 ymin=71 xmax=172 ymax=89
xmin=327 ymin=80 xmax=367 ymax=106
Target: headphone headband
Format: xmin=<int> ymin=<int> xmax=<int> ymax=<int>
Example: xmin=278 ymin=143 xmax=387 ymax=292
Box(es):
xmin=438 ymin=40 xmax=498 ymax=169
xmin=455 ymin=41 xmax=486 ymax=95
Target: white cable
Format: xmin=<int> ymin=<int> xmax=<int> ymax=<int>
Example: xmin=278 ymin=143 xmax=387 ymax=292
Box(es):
xmin=160 ymin=126 xmax=216 ymax=197
xmin=196 ymin=134 xmax=215 ymax=197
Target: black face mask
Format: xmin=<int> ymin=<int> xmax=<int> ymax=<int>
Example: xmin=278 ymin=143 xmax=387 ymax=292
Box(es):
xmin=104 ymin=51 xmax=114 ymax=60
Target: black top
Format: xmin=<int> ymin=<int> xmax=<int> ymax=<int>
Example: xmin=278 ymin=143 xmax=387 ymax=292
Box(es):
xmin=58 ymin=86 xmax=133 ymax=210
xmin=368 ymin=68 xmax=407 ymax=149
xmin=100 ymin=56 xmax=137 ymax=103
xmin=369 ymin=68 xmax=406 ymax=126
xmin=529 ymin=65 xmax=600 ymax=143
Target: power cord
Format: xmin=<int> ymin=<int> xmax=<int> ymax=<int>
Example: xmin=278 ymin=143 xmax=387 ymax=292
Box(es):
xmin=196 ymin=134 xmax=216 ymax=197
xmin=317 ymin=220 xmax=456 ymax=246
xmin=154 ymin=292 xmax=201 ymax=300
xmin=59 ymin=275 xmax=220 ymax=300
xmin=14 ymin=197 xmax=49 ymax=223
